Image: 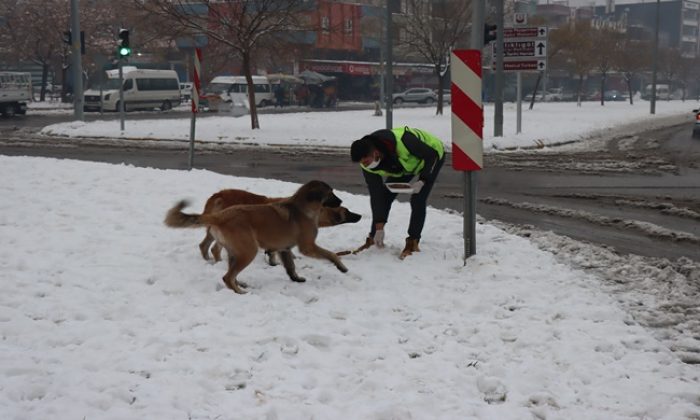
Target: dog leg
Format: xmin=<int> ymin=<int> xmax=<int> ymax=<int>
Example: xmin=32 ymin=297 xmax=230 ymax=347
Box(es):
xmin=299 ymin=244 xmax=348 ymax=273
xmin=199 ymin=228 xmax=215 ymax=260
xmin=222 ymin=249 xmax=256 ymax=294
xmin=265 ymin=250 xmax=280 ymax=266
xmin=211 ymin=242 xmax=223 ymax=262
xmin=279 ymin=249 xmax=306 ymax=283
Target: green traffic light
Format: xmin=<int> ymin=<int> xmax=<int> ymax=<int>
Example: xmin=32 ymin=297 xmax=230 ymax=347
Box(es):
xmin=119 ymin=47 xmax=131 ymax=57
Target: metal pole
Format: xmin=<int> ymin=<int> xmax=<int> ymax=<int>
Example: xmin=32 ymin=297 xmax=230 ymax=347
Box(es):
xmin=188 ymin=112 xmax=196 ymax=170
xmin=385 ymin=0 xmax=393 ymax=129
xmin=118 ymin=60 xmax=125 ymax=131
xmin=462 ymin=0 xmax=485 ymax=262
xmin=516 ymin=72 xmax=522 ymax=133
xmin=650 ymin=0 xmax=660 ymax=114
xmin=494 ymin=0 xmax=504 ymax=136
xmin=70 ymin=0 xmax=84 ymax=121
xmin=379 ymin=49 xmax=385 ymax=109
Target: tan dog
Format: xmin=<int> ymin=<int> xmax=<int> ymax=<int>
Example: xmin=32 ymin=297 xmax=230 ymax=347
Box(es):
xmin=198 ymin=188 xmax=361 ymax=263
xmin=165 ymin=180 xmax=349 ymax=294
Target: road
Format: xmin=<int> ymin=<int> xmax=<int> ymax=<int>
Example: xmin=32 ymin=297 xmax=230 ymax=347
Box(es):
xmin=1 ymin=111 xmax=698 ymax=262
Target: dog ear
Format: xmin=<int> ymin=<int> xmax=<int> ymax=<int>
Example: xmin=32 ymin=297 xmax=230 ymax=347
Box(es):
xmin=306 ymin=189 xmax=326 ymax=203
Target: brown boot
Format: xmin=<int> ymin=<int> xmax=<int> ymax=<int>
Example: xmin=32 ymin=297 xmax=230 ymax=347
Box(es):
xmin=399 ymin=237 xmax=420 ymax=260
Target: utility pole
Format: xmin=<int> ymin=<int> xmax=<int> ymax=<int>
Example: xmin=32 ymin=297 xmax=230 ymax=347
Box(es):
xmin=70 ymin=0 xmax=84 ymax=121
xmin=650 ymin=0 xmax=660 ymax=114
xmin=385 ymin=0 xmax=394 ymax=129
xmin=462 ymin=0 xmax=485 ymax=260
xmin=494 ymin=0 xmax=504 ymax=136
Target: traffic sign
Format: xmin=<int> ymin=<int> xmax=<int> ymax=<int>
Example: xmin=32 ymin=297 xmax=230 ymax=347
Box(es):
xmin=513 ymin=13 xmax=528 ymax=26
xmin=495 ymin=39 xmax=547 ymax=58
xmin=493 ymin=26 xmax=548 ymax=73
xmin=496 ymin=60 xmax=547 ymax=71
xmin=503 ymin=26 xmax=547 ymax=38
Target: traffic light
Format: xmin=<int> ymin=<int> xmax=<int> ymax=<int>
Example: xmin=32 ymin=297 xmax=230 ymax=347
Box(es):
xmin=63 ymin=30 xmax=86 ymax=54
xmin=484 ymin=23 xmax=497 ymax=45
xmin=118 ymin=28 xmax=131 ymax=57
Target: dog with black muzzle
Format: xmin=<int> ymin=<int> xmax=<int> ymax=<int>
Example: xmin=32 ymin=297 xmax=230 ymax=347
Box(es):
xmin=165 ymin=180 xmax=349 ymax=294
xmin=196 ymin=187 xmax=361 ymax=264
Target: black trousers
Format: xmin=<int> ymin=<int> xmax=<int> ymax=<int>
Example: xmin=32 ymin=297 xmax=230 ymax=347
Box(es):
xmin=364 ymin=157 xmax=445 ymax=240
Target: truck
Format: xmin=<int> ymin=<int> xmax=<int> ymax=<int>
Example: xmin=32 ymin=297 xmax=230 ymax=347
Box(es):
xmin=0 ymin=72 xmax=32 ymax=117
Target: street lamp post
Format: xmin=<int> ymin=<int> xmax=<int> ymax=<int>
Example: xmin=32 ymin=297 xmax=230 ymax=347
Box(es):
xmin=70 ymin=0 xmax=84 ymax=121
xmin=650 ymin=0 xmax=660 ymax=114
xmin=385 ymin=0 xmax=394 ymax=129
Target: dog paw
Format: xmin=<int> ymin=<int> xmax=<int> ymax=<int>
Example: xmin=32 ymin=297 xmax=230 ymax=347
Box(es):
xmin=338 ymin=264 xmax=349 ymax=273
xmin=291 ymin=277 xmax=306 ymax=283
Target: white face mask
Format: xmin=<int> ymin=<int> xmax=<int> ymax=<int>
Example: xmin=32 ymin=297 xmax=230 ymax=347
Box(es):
xmin=364 ymin=158 xmax=381 ymax=169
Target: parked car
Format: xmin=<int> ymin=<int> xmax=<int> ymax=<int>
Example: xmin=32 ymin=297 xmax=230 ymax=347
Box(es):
xmin=0 ymin=71 xmax=31 ymax=116
xmin=692 ymin=109 xmax=700 ymax=138
xmin=392 ymin=88 xmax=436 ymax=105
xmin=542 ymin=88 xmax=563 ymax=102
xmin=180 ymin=82 xmax=193 ymax=101
xmin=606 ymin=90 xmax=627 ymax=101
xmin=202 ymin=75 xmax=273 ymax=111
xmin=435 ymin=89 xmax=451 ymax=104
xmin=587 ymin=90 xmax=627 ymax=102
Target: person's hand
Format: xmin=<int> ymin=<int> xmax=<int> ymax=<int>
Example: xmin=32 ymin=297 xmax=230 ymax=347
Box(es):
xmin=411 ymin=180 xmax=425 ymax=194
xmin=373 ymin=229 xmax=385 ymax=248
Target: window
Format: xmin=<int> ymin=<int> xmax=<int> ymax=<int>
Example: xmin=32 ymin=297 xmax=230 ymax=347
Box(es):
xmin=135 ymin=78 xmax=178 ymax=91
xmin=321 ymin=16 xmax=330 ymax=33
xmin=254 ymin=83 xmax=270 ymax=93
xmin=124 ymin=79 xmax=133 ymax=90
xmin=345 ymin=18 xmax=353 ymax=35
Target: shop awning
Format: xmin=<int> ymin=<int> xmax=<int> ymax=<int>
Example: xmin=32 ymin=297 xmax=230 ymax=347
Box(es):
xmin=298 ymin=70 xmax=336 ymax=84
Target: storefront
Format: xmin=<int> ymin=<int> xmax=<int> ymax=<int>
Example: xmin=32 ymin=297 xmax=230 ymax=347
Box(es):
xmin=300 ymin=59 xmax=437 ymax=101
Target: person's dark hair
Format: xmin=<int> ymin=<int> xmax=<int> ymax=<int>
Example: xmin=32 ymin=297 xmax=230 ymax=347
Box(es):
xmin=350 ymin=135 xmax=374 ymax=162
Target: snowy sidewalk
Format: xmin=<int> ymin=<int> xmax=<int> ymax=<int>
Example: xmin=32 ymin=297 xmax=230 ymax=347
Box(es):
xmin=40 ymin=100 xmax=696 ymax=151
xmin=1 ymin=156 xmax=699 ymax=419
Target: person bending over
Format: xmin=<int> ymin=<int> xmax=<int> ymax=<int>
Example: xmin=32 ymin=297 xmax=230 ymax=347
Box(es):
xmin=350 ymin=126 xmax=445 ymax=259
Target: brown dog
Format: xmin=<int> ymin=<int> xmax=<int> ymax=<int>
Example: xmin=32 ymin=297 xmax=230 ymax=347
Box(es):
xmin=198 ymin=188 xmax=361 ymax=263
xmin=165 ymin=180 xmax=349 ymax=294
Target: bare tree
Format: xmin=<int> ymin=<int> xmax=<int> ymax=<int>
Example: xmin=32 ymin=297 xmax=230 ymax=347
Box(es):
xmin=528 ymin=19 xmax=578 ymax=110
xmin=396 ymin=0 xmax=471 ymax=115
xmin=561 ymin=21 xmax=596 ymax=106
xmin=592 ymin=27 xmax=623 ymax=106
xmin=136 ymin=0 xmax=309 ymax=129
xmin=0 ymin=0 xmax=70 ymax=101
xmin=673 ymin=54 xmax=700 ymax=101
xmin=614 ymin=36 xmax=650 ymax=105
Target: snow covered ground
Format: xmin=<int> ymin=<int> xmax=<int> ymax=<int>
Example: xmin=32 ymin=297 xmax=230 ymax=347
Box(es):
xmin=1 ymin=156 xmax=700 ymax=419
xmin=39 ymin=99 xmax=696 ymax=151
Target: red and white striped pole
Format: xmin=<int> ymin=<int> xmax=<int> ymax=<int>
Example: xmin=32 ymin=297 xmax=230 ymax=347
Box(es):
xmin=191 ymin=48 xmax=202 ymax=114
xmin=451 ymin=49 xmax=483 ymax=261
xmin=188 ymin=47 xmax=202 ymax=170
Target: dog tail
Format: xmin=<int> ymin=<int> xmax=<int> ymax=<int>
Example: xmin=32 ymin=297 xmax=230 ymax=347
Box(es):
xmin=164 ymin=200 xmax=206 ymax=228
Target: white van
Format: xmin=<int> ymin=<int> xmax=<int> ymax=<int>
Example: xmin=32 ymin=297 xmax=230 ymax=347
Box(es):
xmin=83 ymin=68 xmax=181 ymax=112
xmin=0 ymin=72 xmax=32 ymax=116
xmin=203 ymin=75 xmax=273 ymax=111
xmin=644 ymin=84 xmax=670 ymax=100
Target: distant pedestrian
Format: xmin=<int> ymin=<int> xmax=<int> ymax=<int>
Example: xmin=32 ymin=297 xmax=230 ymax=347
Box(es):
xmin=274 ymin=85 xmax=285 ymax=108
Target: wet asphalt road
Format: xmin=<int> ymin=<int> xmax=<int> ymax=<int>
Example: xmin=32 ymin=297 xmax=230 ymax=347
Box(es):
xmin=0 ymin=111 xmax=698 ymax=262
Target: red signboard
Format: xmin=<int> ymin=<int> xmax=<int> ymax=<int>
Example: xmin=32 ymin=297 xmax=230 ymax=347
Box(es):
xmin=503 ymin=27 xmax=548 ymax=38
